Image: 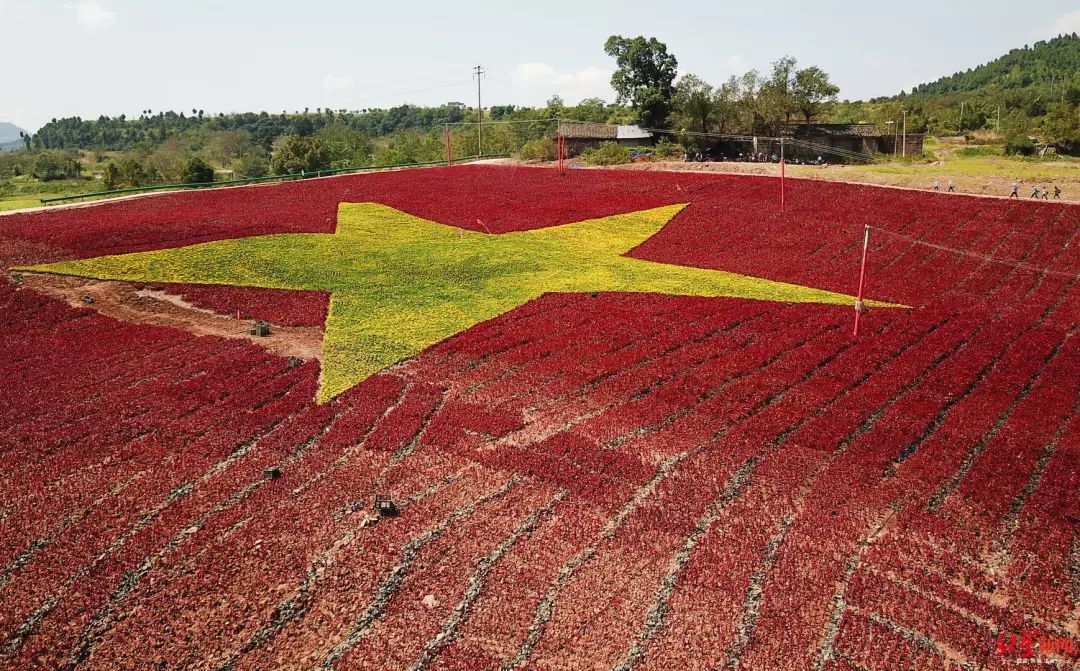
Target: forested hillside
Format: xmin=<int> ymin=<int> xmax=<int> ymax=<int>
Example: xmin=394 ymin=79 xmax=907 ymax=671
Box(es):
xmin=30 ymin=104 xmax=474 ymax=152
xmin=910 ymin=33 xmax=1080 ymax=95
xmin=820 ymin=33 xmax=1080 ymax=151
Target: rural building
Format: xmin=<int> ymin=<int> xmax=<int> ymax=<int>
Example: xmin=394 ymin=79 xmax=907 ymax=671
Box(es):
xmin=557 ymin=123 xmax=653 ymax=155
xmin=792 ymin=123 xmax=924 ymax=159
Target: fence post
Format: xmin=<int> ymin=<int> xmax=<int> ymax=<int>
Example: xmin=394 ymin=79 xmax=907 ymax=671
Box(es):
xmin=445 ymin=129 xmax=453 ymax=166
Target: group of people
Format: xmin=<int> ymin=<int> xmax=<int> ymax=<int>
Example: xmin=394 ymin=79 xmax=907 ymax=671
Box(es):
xmin=931 ymin=179 xmax=1064 ymax=200
xmin=1009 ymin=181 xmax=1063 ymax=199
xmin=682 ymin=151 xmax=827 ymax=166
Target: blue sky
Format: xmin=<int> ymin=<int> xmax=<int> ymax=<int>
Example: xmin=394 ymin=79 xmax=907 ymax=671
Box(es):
xmin=1 ymin=0 xmax=1078 ymax=131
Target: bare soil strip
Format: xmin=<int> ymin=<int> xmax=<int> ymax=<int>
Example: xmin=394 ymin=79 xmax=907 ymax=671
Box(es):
xmin=16 ymin=273 xmax=322 ymax=361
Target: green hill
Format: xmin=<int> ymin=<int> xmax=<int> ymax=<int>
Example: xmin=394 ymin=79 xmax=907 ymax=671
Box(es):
xmin=828 ymin=33 xmax=1080 ymax=150
xmin=910 ymin=33 xmax=1080 ymax=96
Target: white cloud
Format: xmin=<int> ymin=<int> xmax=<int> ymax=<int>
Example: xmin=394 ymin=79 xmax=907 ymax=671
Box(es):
xmin=1053 ymin=9 xmax=1080 ymax=35
xmin=510 ymin=63 xmax=614 ymax=105
xmin=69 ymin=1 xmax=116 ymax=30
xmin=322 ymin=74 xmax=355 ymax=94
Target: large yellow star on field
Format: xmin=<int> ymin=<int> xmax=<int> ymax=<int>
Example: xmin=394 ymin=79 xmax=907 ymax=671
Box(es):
xmin=22 ymin=203 xmax=900 ymax=402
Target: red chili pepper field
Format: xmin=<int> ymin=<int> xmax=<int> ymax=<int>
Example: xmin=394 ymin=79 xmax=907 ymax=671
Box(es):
xmin=1 ymin=165 xmax=1077 ymax=669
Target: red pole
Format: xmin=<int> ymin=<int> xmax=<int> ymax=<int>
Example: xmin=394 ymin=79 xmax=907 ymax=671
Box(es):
xmin=557 ymin=134 xmax=564 ymax=173
xmin=780 ymin=158 xmax=785 ymax=212
xmin=853 ymin=224 xmax=871 ymax=337
xmin=779 ymin=137 xmax=786 ymax=212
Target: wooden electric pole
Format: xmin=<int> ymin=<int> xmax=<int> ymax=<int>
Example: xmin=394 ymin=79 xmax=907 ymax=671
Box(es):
xmin=473 ymin=65 xmax=485 ymax=157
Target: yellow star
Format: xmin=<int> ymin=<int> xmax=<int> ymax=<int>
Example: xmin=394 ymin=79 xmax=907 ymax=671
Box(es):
xmin=21 ymin=203 xmax=900 ymax=402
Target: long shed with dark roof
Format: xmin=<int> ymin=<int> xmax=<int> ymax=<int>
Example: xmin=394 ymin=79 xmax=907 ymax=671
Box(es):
xmin=793 ymin=123 xmax=924 ymax=157
xmin=557 ymin=123 xmax=653 ymax=155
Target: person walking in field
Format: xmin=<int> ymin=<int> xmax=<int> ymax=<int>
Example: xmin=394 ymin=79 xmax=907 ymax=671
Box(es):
xmin=1042 ymin=186 xmax=1050 ymax=200
xmin=1054 ymin=185 xmax=1062 ymax=199
xmin=1031 ymin=185 xmax=1041 ymax=198
xmin=1010 ymin=182 xmax=1020 ymax=198
xmin=932 ymin=179 xmax=940 ymax=191
xmin=948 ymin=179 xmax=956 ymax=193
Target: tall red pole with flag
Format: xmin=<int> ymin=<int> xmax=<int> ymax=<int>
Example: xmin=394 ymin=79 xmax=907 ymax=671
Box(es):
xmin=853 ymin=224 xmax=870 ymax=337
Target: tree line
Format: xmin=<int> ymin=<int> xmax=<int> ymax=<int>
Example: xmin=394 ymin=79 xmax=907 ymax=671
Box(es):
xmin=603 ymin=35 xmax=840 ymax=144
xmin=602 ymin=34 xmax=1078 ymax=152
xmin=5 ymin=32 xmax=1078 ymax=192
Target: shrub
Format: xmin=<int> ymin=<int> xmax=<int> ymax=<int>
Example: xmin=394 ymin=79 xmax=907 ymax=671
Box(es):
xmin=518 ymin=138 xmax=557 ymax=162
xmin=651 ymin=140 xmax=684 ymax=160
xmin=581 ymin=142 xmax=632 ymax=166
xmin=965 ymin=130 xmax=1005 ymax=145
xmin=1004 ymin=136 xmax=1036 ymax=156
xmin=33 ymin=151 xmax=81 ymax=181
xmin=955 ymin=145 xmax=1003 ymax=157
xmin=235 ymin=155 xmax=270 ymax=179
xmin=103 ymin=157 xmax=159 ymax=190
xmin=271 ymin=135 xmax=332 ymax=175
xmin=181 ymin=157 xmax=215 ymax=184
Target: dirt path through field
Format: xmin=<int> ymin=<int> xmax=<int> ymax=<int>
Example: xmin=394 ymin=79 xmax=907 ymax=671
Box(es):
xmin=602 ymin=160 xmax=1080 ymax=202
xmin=15 ymin=273 xmax=323 ymax=360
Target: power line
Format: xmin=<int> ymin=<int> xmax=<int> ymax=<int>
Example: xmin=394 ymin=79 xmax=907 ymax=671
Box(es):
xmin=448 ymin=118 xmax=560 ymax=126
xmin=349 ymin=80 xmax=474 ymax=107
xmin=637 ymin=125 xmax=881 ymax=164
xmin=871 ymin=226 xmax=1078 ymax=280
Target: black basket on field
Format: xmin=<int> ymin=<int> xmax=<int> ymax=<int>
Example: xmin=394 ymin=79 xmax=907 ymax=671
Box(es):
xmin=375 ymin=494 xmax=398 ymax=517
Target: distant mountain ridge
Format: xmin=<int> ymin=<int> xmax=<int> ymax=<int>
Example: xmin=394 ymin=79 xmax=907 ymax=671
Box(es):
xmin=0 ymin=122 xmax=26 ymax=143
xmin=0 ymin=122 xmax=27 ymax=151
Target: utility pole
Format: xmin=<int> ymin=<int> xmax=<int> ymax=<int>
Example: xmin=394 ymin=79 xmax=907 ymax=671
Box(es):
xmin=996 ymin=104 xmax=1001 ymax=133
xmin=959 ymin=101 xmax=965 ymax=135
xmin=901 ymin=110 xmax=908 ymax=157
xmin=473 ymin=65 xmax=485 ymax=157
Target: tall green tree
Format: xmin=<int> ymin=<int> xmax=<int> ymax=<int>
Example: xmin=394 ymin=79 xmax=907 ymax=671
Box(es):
xmin=604 ymin=35 xmax=679 ymax=129
xmin=713 ymin=79 xmax=741 ymax=134
xmin=572 ymin=97 xmax=609 ymax=123
xmin=1042 ymin=101 xmax=1080 ymax=149
xmin=670 ymin=74 xmax=715 ymax=134
xmin=793 ymin=66 xmax=840 ymax=124
xmin=755 ymin=56 xmax=798 ymax=134
xmin=315 ymin=122 xmax=373 ymax=167
xmin=733 ymin=70 xmax=767 ymax=134
xmin=544 ymin=95 xmax=566 ymax=119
